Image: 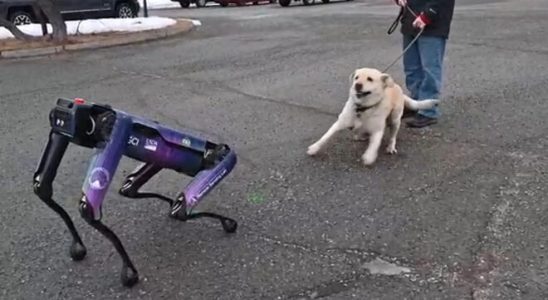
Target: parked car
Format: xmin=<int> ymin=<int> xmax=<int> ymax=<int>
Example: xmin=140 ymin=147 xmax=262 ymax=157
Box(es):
xmin=171 ymin=0 xmax=207 ymax=8
xmin=0 ymin=0 xmax=140 ymax=25
xmin=172 ymin=0 xmax=274 ymax=8
xmin=279 ymin=0 xmax=351 ymax=6
xmin=216 ymin=0 xmax=275 ymax=6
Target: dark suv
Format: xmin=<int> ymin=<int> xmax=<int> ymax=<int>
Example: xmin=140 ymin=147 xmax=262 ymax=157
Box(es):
xmin=0 ymin=0 xmax=140 ymax=25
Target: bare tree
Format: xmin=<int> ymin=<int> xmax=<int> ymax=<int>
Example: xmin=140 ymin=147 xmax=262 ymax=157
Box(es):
xmin=36 ymin=0 xmax=67 ymax=42
xmin=0 ymin=0 xmax=67 ymax=43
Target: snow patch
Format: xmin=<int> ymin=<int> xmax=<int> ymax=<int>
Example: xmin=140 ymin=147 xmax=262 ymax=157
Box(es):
xmin=0 ymin=17 xmax=177 ymax=40
xmin=138 ymin=0 xmax=180 ymax=9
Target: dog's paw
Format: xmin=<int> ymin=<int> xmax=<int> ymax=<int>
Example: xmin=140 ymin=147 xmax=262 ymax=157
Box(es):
xmin=361 ymin=153 xmax=377 ymax=166
xmin=385 ymin=145 xmax=398 ymax=155
xmin=307 ymin=144 xmax=321 ymax=156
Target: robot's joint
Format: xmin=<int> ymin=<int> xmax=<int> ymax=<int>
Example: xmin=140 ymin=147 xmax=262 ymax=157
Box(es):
xmin=78 ymin=194 xmax=104 ymax=222
xmin=33 ymin=180 xmax=52 ymax=201
xmin=203 ymin=143 xmax=231 ymax=169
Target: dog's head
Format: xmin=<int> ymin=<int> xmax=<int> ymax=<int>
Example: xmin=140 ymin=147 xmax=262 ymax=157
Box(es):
xmin=349 ymin=68 xmax=394 ymax=103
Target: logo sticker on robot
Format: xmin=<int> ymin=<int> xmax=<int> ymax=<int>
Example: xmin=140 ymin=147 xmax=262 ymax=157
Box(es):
xmin=181 ymin=137 xmax=191 ymax=147
xmin=128 ymin=136 xmax=140 ymax=146
xmin=88 ymin=167 xmax=110 ymax=190
xmin=144 ymin=139 xmax=158 ymax=151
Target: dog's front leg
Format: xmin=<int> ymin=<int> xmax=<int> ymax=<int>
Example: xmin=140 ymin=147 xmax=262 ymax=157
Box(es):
xmin=362 ymin=130 xmax=384 ymax=166
xmin=307 ymin=119 xmax=347 ymax=155
xmin=307 ymin=101 xmax=353 ymax=156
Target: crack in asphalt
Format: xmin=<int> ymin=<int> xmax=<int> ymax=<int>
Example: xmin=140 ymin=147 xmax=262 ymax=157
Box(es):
xmin=218 ymin=83 xmax=338 ymax=117
xmin=466 ymin=152 xmax=547 ymax=299
xmin=245 ymin=227 xmax=381 ymax=261
xmin=408 ymin=150 xmax=548 ymax=300
xmin=242 ymin=226 xmax=420 ymax=300
xmin=103 ymin=65 xmax=338 ymax=120
xmin=167 ymin=74 xmax=337 ymax=117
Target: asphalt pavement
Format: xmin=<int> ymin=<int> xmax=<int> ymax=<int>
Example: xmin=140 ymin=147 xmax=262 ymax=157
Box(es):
xmin=1 ymin=0 xmax=547 ymax=299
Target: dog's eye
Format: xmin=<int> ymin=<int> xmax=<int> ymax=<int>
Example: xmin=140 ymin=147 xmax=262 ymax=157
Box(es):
xmin=367 ymin=77 xmax=373 ymax=82
xmin=355 ymin=76 xmax=359 ymax=80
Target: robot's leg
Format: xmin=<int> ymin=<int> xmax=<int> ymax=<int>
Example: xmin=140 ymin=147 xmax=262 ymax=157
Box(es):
xmin=33 ymin=131 xmax=87 ymax=261
xmin=78 ymin=114 xmax=139 ymax=287
xmin=118 ymin=162 xmax=174 ymax=206
xmin=79 ymin=199 xmax=139 ymax=287
xmin=170 ymin=144 xmax=238 ymax=233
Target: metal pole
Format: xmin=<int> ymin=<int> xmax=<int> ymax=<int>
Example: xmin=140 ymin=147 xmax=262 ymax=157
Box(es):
xmin=40 ymin=10 xmax=47 ymax=36
xmin=143 ymin=0 xmax=148 ymax=17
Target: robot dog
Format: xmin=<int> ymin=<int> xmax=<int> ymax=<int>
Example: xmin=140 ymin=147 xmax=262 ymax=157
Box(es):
xmin=33 ymin=98 xmax=238 ymax=287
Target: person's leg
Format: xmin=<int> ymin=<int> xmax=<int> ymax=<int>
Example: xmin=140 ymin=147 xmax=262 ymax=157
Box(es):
xmin=402 ymin=34 xmax=423 ymax=100
xmin=416 ymin=36 xmax=447 ymax=119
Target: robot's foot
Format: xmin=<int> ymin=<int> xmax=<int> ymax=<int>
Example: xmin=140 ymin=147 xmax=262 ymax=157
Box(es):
xmin=121 ymin=264 xmax=139 ymax=287
xmin=169 ymin=198 xmax=238 ymax=233
xmin=70 ymin=240 xmax=87 ymax=261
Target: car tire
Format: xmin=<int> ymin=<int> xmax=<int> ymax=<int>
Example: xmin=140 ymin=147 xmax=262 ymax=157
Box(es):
xmin=219 ymin=1 xmax=228 ymax=6
xmin=321 ymin=0 xmax=329 ymax=3
xmin=116 ymin=2 xmax=137 ymax=18
xmin=303 ymin=0 xmax=313 ymax=5
xmin=10 ymin=11 xmax=33 ymax=25
xmin=195 ymin=0 xmax=206 ymax=7
xmin=179 ymin=0 xmax=191 ymax=7
xmin=279 ymin=0 xmax=290 ymax=6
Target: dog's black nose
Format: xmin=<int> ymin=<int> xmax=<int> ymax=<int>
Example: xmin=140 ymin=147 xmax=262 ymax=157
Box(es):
xmin=355 ymin=83 xmax=363 ymax=92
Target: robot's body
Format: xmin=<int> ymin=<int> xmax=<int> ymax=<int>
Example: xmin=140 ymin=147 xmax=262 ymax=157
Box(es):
xmin=33 ymin=98 xmax=238 ymax=287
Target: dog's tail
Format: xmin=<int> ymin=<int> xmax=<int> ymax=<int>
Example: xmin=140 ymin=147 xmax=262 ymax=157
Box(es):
xmin=403 ymin=95 xmax=440 ymax=110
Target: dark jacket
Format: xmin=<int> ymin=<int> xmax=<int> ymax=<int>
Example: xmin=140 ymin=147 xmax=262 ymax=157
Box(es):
xmin=399 ymin=0 xmax=455 ymax=38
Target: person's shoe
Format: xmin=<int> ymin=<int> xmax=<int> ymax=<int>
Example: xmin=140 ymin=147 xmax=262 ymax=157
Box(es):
xmin=406 ymin=114 xmax=438 ymax=128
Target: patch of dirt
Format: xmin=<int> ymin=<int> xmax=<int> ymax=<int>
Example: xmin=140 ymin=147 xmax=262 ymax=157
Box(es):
xmin=0 ymin=20 xmax=193 ymax=52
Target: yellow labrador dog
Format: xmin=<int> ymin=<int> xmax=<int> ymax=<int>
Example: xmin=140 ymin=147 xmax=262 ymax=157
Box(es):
xmin=307 ymin=67 xmax=439 ymax=166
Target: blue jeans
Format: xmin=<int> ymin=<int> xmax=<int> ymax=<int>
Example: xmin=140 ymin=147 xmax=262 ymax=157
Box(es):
xmin=402 ymin=34 xmax=447 ymax=119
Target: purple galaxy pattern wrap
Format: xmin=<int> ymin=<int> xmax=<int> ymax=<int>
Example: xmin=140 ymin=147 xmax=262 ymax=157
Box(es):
xmin=123 ymin=114 xmax=236 ymax=209
xmin=123 ymin=117 xmax=206 ymax=176
xmin=81 ymin=106 xmax=236 ymax=215
xmin=82 ymin=114 xmax=132 ymax=219
xmin=183 ymin=149 xmax=236 ymax=209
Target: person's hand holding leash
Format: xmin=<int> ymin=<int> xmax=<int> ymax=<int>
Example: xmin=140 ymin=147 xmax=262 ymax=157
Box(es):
xmin=412 ymin=12 xmax=430 ymax=29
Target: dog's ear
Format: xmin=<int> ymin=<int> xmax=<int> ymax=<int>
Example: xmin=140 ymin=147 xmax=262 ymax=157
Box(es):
xmin=380 ymin=73 xmax=394 ymax=88
xmin=349 ymin=70 xmax=356 ymax=84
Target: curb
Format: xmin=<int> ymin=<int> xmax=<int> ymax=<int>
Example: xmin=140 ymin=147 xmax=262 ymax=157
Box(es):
xmin=0 ymin=18 xmax=198 ymax=59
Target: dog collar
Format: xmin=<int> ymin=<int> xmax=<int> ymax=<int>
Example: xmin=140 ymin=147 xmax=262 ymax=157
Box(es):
xmin=354 ymin=102 xmax=377 ymax=113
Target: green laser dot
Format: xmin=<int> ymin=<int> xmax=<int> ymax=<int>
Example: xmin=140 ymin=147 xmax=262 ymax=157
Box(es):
xmin=248 ymin=193 xmax=265 ymax=204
